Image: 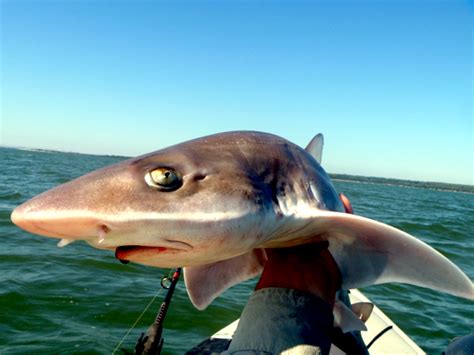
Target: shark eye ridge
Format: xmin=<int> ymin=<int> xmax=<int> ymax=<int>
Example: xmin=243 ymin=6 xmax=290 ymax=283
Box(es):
xmin=145 ymin=168 xmax=182 ymax=190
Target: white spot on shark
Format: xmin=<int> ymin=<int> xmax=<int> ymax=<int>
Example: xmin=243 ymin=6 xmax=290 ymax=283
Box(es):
xmin=57 ymin=238 xmax=74 ymax=248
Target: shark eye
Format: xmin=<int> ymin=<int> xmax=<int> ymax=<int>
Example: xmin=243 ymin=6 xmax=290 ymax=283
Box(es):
xmin=145 ymin=168 xmax=182 ymax=190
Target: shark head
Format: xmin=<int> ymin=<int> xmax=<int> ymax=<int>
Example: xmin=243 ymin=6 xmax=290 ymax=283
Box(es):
xmin=11 ymin=131 xmax=473 ymax=310
xmin=11 ymin=131 xmax=337 ymax=268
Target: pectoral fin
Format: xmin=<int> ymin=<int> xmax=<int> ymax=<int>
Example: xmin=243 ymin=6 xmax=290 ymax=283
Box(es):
xmin=316 ymin=211 xmax=473 ymax=299
xmin=184 ymin=249 xmax=267 ymax=310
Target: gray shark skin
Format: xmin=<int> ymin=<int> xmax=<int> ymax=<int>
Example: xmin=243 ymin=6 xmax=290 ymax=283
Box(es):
xmin=10 ymin=131 xmax=473 ymax=310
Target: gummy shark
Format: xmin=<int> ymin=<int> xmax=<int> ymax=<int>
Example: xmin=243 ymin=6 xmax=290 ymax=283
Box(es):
xmin=10 ymin=131 xmax=473 ymax=310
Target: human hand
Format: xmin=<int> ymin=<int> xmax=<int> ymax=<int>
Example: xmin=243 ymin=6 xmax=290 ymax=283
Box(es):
xmin=255 ymin=193 xmax=354 ymax=305
xmin=255 ymin=241 xmax=341 ymax=306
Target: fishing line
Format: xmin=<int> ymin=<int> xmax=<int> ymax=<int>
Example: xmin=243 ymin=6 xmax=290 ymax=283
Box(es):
xmin=111 ymin=278 xmax=167 ymax=355
xmin=135 ymin=267 xmax=182 ymax=354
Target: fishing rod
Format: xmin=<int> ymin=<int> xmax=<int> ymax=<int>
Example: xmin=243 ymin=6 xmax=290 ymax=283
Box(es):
xmin=134 ymin=267 xmax=182 ymax=355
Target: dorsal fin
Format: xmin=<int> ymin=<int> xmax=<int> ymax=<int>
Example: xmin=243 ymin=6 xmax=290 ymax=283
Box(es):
xmin=305 ymin=133 xmax=324 ymax=164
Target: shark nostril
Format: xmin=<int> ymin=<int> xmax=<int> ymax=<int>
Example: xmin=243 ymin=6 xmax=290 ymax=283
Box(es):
xmin=97 ymin=224 xmax=111 ymax=244
xmin=100 ymin=224 xmax=111 ymax=233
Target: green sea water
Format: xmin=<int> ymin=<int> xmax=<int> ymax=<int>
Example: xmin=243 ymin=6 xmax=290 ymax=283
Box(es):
xmin=1 ymin=147 xmax=473 ymax=354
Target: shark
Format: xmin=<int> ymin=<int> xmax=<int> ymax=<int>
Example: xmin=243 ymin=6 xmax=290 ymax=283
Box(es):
xmin=11 ymin=131 xmax=473 ymax=312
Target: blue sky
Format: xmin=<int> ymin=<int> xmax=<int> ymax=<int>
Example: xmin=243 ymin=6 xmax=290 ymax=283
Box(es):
xmin=1 ymin=0 xmax=472 ymax=184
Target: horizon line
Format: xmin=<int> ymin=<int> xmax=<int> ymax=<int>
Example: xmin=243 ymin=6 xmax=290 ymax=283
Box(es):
xmin=1 ymin=144 xmax=472 ymax=188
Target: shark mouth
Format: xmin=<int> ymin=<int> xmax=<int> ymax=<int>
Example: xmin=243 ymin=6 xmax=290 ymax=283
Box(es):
xmin=115 ymin=245 xmax=170 ymax=264
xmin=114 ymin=239 xmax=193 ymax=264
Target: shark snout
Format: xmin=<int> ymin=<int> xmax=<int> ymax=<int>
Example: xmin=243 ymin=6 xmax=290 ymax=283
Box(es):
xmin=11 ymin=202 xmax=108 ymax=240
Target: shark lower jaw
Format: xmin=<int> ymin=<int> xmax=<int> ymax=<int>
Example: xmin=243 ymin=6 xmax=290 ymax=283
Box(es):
xmin=114 ymin=245 xmax=191 ymax=267
xmin=115 ymin=245 xmax=169 ymax=264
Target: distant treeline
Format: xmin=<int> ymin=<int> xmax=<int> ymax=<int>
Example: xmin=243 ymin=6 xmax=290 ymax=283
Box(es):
xmin=330 ymin=174 xmax=474 ymax=194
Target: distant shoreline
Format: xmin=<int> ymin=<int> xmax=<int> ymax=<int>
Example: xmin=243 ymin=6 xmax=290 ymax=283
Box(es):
xmin=330 ymin=174 xmax=474 ymax=194
xmin=1 ymin=145 xmax=128 ymax=159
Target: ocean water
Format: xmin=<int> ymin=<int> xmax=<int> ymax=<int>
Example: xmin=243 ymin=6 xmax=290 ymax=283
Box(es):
xmin=0 ymin=146 xmax=472 ymax=354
